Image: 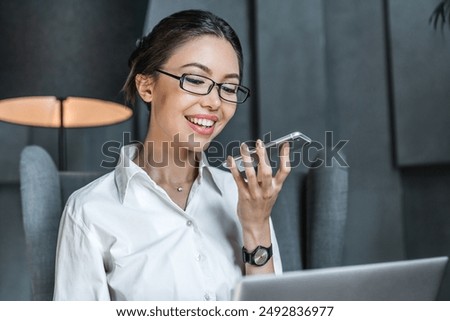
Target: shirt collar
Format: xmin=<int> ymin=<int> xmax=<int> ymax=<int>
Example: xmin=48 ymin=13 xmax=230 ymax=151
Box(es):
xmin=114 ymin=144 xmax=144 ymax=203
xmin=114 ymin=144 xmax=224 ymax=204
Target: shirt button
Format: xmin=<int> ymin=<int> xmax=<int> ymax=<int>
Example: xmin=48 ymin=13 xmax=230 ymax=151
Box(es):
xmin=186 ymin=220 xmax=193 ymax=227
xmin=196 ymin=254 xmax=202 ymax=261
xmin=204 ymin=293 xmax=210 ymax=301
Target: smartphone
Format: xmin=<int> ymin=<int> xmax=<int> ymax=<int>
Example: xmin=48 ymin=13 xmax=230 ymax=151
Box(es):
xmin=222 ymin=131 xmax=312 ymax=172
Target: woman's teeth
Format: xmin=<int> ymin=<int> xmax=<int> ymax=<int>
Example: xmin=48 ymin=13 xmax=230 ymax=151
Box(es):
xmin=187 ymin=117 xmax=215 ymax=128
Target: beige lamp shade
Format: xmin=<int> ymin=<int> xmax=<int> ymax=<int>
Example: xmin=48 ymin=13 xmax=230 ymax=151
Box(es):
xmin=0 ymin=96 xmax=132 ymax=128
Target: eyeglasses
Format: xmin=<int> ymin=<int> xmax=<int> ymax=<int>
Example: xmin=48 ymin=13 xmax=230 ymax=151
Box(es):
xmin=155 ymin=69 xmax=250 ymax=104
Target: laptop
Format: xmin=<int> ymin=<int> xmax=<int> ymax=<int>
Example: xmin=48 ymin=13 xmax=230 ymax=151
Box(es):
xmin=233 ymin=256 xmax=448 ymax=300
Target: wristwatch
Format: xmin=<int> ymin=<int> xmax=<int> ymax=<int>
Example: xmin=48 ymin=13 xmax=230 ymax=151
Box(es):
xmin=242 ymin=244 xmax=273 ymax=266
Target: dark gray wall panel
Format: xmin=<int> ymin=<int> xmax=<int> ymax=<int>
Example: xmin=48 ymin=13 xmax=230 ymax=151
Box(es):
xmin=323 ymin=0 xmax=404 ymax=264
xmin=65 ymin=120 xmax=133 ymax=172
xmin=389 ymin=0 xmax=450 ymax=166
xmin=0 ymin=124 xmax=28 ymax=182
xmin=256 ymin=0 xmax=327 ymax=270
xmin=257 ymin=0 xmax=327 ymax=144
xmin=0 ymin=0 xmax=147 ymax=102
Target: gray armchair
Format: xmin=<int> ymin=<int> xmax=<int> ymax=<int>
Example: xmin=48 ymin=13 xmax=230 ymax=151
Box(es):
xmin=20 ymin=145 xmax=102 ymax=300
xmin=20 ymin=145 xmax=348 ymax=300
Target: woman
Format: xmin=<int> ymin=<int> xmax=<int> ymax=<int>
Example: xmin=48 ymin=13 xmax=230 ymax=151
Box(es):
xmin=53 ymin=9 xmax=291 ymax=301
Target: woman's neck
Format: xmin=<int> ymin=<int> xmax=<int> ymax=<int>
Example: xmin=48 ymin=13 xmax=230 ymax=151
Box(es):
xmin=134 ymin=136 xmax=200 ymax=187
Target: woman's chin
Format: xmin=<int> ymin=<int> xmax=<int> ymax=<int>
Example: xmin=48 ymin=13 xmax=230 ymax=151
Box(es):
xmin=190 ymin=133 xmax=218 ymax=151
xmin=192 ymin=141 xmax=210 ymax=153
xmin=172 ymin=130 xmax=221 ymax=154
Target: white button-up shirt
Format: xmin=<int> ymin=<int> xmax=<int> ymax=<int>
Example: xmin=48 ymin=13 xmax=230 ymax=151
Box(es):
xmin=53 ymin=144 xmax=282 ymax=300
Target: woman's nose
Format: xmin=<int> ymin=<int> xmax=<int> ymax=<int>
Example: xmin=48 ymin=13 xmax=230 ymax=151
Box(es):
xmin=201 ymin=85 xmax=222 ymax=110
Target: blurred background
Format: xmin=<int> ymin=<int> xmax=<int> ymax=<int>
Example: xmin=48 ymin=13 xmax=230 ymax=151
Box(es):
xmin=1 ymin=0 xmax=450 ymax=300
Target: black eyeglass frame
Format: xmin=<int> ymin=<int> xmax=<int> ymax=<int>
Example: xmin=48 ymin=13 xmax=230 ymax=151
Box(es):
xmin=155 ymin=69 xmax=250 ymax=104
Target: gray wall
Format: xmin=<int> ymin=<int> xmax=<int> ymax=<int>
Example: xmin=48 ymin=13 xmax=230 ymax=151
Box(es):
xmin=390 ymin=0 xmax=450 ymax=166
xmin=2 ymin=0 xmax=450 ymax=300
xmin=322 ymin=0 xmax=405 ymax=263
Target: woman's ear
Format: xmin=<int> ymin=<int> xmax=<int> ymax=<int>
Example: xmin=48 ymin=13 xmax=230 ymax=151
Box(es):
xmin=135 ymin=74 xmax=155 ymax=103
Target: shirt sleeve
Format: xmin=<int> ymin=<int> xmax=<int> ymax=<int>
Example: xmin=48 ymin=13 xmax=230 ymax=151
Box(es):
xmin=270 ymin=218 xmax=283 ymax=275
xmin=53 ymin=203 xmax=110 ymax=300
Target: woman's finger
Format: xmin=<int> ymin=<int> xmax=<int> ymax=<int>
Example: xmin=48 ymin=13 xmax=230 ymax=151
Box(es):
xmin=275 ymin=142 xmax=291 ymax=186
xmin=240 ymin=142 xmax=259 ymax=192
xmin=227 ymin=156 xmax=248 ymax=192
xmin=255 ymin=139 xmax=272 ymax=189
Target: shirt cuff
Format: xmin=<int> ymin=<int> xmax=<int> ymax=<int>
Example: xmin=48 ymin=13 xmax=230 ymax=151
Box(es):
xmin=269 ymin=218 xmax=283 ymax=275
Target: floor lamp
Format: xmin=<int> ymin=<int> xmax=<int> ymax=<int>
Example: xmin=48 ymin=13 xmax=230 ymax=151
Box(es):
xmin=0 ymin=96 xmax=133 ymax=170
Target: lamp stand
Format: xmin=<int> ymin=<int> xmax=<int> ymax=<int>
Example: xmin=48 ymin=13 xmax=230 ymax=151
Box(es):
xmin=58 ymin=97 xmax=67 ymax=171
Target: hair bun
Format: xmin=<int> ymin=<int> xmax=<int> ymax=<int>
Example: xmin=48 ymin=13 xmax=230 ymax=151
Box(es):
xmin=128 ymin=38 xmax=144 ymax=68
xmin=135 ymin=37 xmax=145 ymax=49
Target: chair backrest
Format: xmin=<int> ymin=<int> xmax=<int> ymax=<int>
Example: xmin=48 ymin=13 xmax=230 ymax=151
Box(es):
xmin=305 ymin=157 xmax=348 ymax=269
xmin=271 ymin=150 xmax=349 ymax=271
xmin=20 ymin=145 xmax=102 ymax=300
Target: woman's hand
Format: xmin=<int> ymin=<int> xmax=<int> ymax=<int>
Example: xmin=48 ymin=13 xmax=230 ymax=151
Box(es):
xmin=228 ymin=139 xmax=291 ymax=274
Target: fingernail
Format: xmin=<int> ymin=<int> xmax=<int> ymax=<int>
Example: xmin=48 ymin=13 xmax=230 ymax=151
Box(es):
xmin=226 ymin=156 xmax=232 ymax=167
xmin=241 ymin=142 xmax=249 ymax=151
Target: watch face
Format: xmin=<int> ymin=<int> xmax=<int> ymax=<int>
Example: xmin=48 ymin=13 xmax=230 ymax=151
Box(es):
xmin=254 ymin=248 xmax=269 ymax=266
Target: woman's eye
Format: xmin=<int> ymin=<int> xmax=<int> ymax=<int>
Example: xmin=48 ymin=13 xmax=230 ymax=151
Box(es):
xmin=185 ymin=76 xmax=205 ymax=85
xmin=221 ymin=85 xmax=238 ymax=94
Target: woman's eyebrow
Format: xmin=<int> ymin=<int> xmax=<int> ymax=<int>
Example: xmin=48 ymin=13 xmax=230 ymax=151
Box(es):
xmin=181 ymin=62 xmax=240 ymax=80
xmin=181 ymin=62 xmax=210 ymax=73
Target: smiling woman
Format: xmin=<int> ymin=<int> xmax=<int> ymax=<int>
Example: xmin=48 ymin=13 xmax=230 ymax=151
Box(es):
xmin=52 ymin=9 xmax=291 ymax=301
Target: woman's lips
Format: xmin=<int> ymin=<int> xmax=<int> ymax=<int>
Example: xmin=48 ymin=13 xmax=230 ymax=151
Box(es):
xmin=185 ymin=115 xmax=218 ymax=136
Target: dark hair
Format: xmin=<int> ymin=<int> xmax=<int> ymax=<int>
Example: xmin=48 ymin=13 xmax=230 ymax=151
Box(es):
xmin=123 ymin=9 xmax=244 ymax=105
